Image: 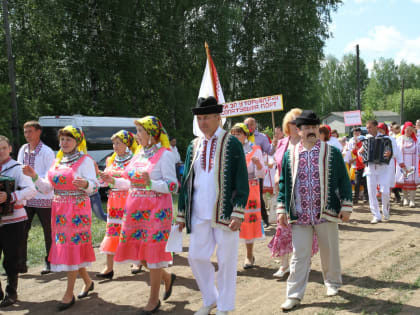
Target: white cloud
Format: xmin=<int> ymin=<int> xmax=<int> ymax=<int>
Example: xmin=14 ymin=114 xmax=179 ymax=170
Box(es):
xmin=344 ymin=25 xmax=420 ymax=66
xmin=411 ymin=0 xmax=420 ymax=3
xmin=395 ymin=36 xmax=420 ymax=64
xmin=345 ymin=25 xmax=404 ymax=53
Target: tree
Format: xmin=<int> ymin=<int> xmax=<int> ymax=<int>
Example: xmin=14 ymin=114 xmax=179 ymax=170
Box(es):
xmin=385 ymin=88 xmax=420 ymax=123
xmin=318 ymin=53 xmax=368 ymax=115
xmin=362 ymin=77 xmax=385 ymax=110
xmin=370 ymin=58 xmax=400 ymax=96
xmin=362 ymin=107 xmax=376 ymax=124
xmin=0 ymin=0 xmax=342 ymax=149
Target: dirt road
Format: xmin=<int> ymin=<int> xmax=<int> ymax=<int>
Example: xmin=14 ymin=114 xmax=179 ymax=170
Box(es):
xmin=3 ymin=193 xmax=420 ymax=315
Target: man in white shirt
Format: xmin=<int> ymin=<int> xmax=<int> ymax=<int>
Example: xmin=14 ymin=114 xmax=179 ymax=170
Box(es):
xmin=177 ymin=97 xmax=249 ymax=315
xmin=17 ymin=121 xmax=55 ymax=275
xmin=360 ymin=120 xmax=405 ymax=224
xmin=0 ymin=135 xmax=36 ymax=307
xmin=170 ymin=137 xmax=181 ymax=164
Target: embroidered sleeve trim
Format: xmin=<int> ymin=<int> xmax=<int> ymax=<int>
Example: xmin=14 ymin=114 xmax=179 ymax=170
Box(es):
xmin=276 ymin=202 xmax=286 ymax=214
xmin=231 ymin=206 xmax=245 ymax=220
xmin=165 ymin=180 xmax=178 ymax=193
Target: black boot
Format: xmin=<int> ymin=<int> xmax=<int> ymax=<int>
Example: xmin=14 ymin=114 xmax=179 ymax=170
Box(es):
xmin=41 ymin=262 xmax=51 ymax=275
xmin=0 ymin=274 xmax=18 ymax=307
xmin=393 ymin=188 xmax=401 ymax=203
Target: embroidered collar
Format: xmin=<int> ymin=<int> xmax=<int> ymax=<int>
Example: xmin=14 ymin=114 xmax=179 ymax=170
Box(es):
xmin=115 ymin=151 xmax=133 ymax=163
xmin=61 ymin=151 xmax=82 ymax=165
xmin=140 ymin=144 xmax=160 ymax=159
xmin=199 ymin=127 xmax=223 ymax=172
xmin=299 ymin=139 xmax=321 ymax=153
xmin=27 ymin=141 xmax=43 ymax=155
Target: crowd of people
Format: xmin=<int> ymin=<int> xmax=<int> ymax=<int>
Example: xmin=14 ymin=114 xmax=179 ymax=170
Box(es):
xmin=0 ymin=99 xmax=419 ymax=313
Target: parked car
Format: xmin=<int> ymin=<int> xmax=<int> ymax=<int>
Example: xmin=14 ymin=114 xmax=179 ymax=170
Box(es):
xmin=348 ymin=126 xmax=368 ymax=139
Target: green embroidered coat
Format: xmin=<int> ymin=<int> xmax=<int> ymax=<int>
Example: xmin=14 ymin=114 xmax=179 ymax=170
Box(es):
xmin=277 ymin=141 xmax=353 ymax=223
xmin=177 ymin=129 xmax=249 ymax=233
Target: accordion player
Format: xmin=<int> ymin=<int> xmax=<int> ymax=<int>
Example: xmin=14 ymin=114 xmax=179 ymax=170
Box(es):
xmin=361 ymin=136 xmax=393 ymax=165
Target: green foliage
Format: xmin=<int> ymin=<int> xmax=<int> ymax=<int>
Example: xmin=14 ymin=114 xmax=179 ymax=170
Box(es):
xmin=261 ymin=126 xmax=273 ymax=139
xmin=385 ymin=88 xmax=420 ymax=122
xmin=362 ymin=107 xmax=376 ymax=124
xmin=363 ymin=77 xmax=385 ymax=110
xmin=371 ymin=58 xmax=400 ymax=95
xmin=0 ymin=0 xmax=341 ymax=152
xmin=318 ymin=53 xmax=369 ymax=115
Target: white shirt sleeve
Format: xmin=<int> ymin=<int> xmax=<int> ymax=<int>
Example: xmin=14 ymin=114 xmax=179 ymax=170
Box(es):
xmin=17 ymin=145 xmax=25 ymax=164
xmin=41 ymin=147 xmax=55 ymax=178
xmin=34 ymin=174 xmax=53 ymax=194
xmin=252 ymin=148 xmax=265 ymax=179
xmin=150 ymin=150 xmax=178 ymax=193
xmin=391 ymin=136 xmax=403 ymax=165
xmin=11 ymin=165 xmax=36 ymax=203
xmin=172 ymin=146 xmax=181 ymax=163
xmin=75 ymin=156 xmax=99 ymax=195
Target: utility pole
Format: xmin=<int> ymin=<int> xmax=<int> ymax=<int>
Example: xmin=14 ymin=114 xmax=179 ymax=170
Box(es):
xmin=356 ymin=44 xmax=361 ymax=111
xmin=400 ymin=78 xmax=404 ymax=124
xmin=2 ymin=0 xmax=19 ymax=156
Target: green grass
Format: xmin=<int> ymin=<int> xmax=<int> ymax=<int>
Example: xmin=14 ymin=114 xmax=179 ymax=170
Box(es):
xmin=1 ymin=195 xmax=179 ymax=271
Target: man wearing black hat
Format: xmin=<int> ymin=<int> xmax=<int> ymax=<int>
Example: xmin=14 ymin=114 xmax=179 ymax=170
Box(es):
xmin=276 ymin=110 xmax=353 ymax=311
xmin=177 ymin=96 xmax=249 ymax=315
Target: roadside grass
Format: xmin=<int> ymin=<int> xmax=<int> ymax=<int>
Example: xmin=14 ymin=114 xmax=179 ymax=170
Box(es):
xmin=1 ymin=195 xmax=179 ymax=273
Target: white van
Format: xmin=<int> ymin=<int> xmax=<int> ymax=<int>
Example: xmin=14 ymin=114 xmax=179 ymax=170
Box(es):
xmin=39 ymin=115 xmax=138 ymax=168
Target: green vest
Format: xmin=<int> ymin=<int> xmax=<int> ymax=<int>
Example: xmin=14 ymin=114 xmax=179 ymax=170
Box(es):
xmin=277 ymin=141 xmax=353 ymax=223
xmin=177 ymin=130 xmax=249 ymax=233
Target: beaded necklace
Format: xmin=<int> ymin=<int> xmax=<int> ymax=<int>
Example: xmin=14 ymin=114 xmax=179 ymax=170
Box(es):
xmin=60 ymin=151 xmax=82 ymax=166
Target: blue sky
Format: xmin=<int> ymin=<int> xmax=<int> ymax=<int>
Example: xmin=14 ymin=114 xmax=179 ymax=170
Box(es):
xmin=324 ymin=0 xmax=420 ymax=70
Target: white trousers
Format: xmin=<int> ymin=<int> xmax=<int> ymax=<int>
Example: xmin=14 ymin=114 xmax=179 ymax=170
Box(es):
xmin=366 ymin=173 xmax=390 ymax=220
xmin=188 ymin=220 xmax=239 ymax=312
xmin=287 ymin=222 xmax=342 ymax=300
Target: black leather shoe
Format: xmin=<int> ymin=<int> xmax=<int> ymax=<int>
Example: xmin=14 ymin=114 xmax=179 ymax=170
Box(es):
xmin=41 ymin=262 xmax=51 ymax=275
xmin=138 ymin=300 xmax=160 ymax=314
xmin=163 ymin=273 xmax=176 ymax=301
xmin=77 ymin=281 xmax=94 ymax=299
xmin=96 ymin=270 xmax=114 ymax=280
xmin=0 ymin=294 xmax=17 ymax=307
xmin=57 ymin=296 xmax=75 ymax=311
xmin=131 ymin=265 xmax=143 ymax=275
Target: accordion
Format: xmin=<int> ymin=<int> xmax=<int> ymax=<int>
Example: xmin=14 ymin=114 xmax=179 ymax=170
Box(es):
xmin=362 ymin=136 xmax=393 ymax=165
xmin=0 ymin=176 xmax=15 ymax=218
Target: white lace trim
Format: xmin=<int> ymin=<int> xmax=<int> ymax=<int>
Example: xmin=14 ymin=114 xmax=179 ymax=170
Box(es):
xmin=115 ymin=259 xmax=172 ymax=269
xmin=51 ymin=262 xmax=92 ymax=272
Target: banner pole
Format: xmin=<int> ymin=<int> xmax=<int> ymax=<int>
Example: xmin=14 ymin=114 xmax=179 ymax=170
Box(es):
xmin=271 ymin=111 xmax=275 ymax=135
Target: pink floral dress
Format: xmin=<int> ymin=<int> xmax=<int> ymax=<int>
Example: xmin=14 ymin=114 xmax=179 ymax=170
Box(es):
xmin=100 ymin=155 xmax=132 ymax=254
xmin=114 ymin=146 xmax=177 ymax=268
xmin=47 ymin=155 xmax=96 ymax=271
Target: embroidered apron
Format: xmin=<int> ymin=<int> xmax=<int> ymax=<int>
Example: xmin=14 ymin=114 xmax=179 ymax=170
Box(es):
xmin=115 ymin=148 xmax=172 ymax=265
xmin=48 ymin=155 xmax=95 ymax=270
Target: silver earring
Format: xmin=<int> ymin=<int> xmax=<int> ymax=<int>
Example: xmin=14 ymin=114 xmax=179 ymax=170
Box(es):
xmin=148 ymin=135 xmax=151 ymax=146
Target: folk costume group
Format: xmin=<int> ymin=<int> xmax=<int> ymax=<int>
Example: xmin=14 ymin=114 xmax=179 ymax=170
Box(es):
xmin=344 ymin=120 xmax=419 ymax=224
xmin=1 ymin=96 xmax=419 ymax=313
